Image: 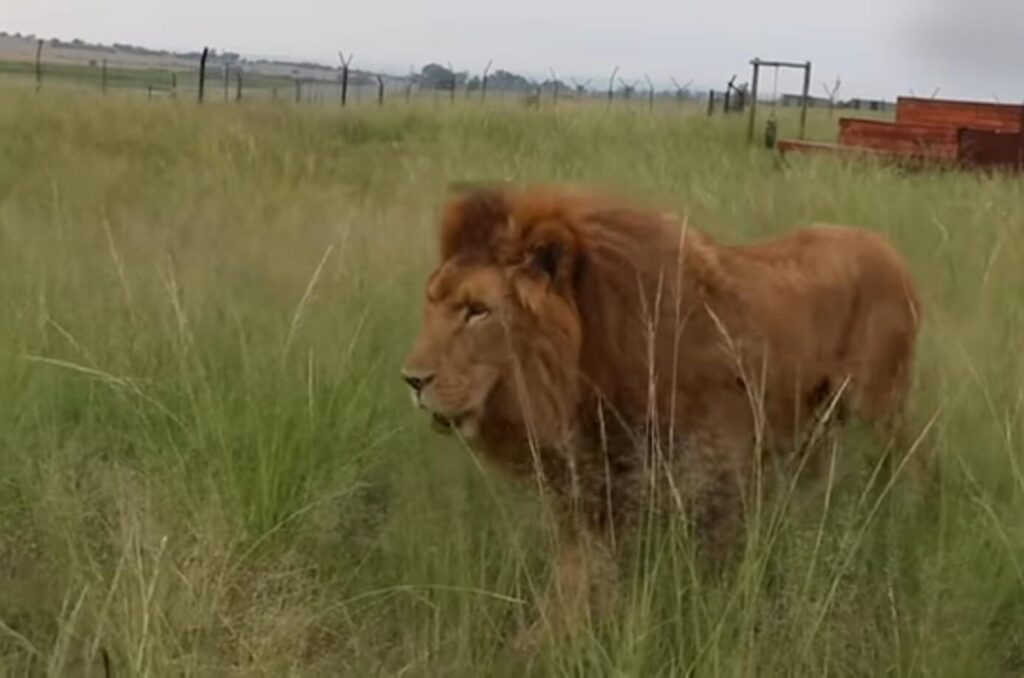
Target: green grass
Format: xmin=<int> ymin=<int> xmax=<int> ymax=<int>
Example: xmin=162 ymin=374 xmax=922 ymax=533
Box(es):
xmin=0 ymin=88 xmax=1022 ymax=676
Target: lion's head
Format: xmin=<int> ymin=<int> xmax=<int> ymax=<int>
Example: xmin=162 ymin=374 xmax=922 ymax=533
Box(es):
xmin=401 ymin=186 xmax=588 ymax=448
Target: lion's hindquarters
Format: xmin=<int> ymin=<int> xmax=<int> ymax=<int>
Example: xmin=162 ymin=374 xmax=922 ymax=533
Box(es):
xmin=738 ymin=225 xmax=921 ymax=448
xmin=835 ymin=234 xmax=922 ymax=435
xmin=846 ymin=299 xmax=919 ymax=427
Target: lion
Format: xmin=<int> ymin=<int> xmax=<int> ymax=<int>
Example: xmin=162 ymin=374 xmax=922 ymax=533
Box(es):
xmin=400 ymin=182 xmax=922 ymax=636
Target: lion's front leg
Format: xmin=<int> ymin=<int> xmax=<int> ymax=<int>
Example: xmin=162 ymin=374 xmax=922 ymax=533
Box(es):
xmin=515 ymin=470 xmax=622 ymax=649
xmin=546 ymin=529 xmax=607 ymax=633
xmin=678 ymin=423 xmax=754 ymax=573
xmin=512 ymin=520 xmax=616 ymax=650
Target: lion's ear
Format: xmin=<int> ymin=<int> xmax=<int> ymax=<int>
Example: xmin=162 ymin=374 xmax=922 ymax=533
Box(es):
xmin=531 ymin=241 xmax=564 ymax=281
xmin=525 ymin=221 xmax=578 ymax=291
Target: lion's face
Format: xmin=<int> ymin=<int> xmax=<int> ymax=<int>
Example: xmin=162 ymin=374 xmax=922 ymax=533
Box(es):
xmin=401 ymin=260 xmax=516 ymax=439
xmin=403 ymin=189 xmax=589 ymax=447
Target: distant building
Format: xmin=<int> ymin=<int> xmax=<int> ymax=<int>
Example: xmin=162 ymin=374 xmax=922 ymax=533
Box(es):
xmin=775 ymin=94 xmax=896 ymax=112
xmin=778 ymin=93 xmax=832 ymax=108
xmin=845 ymin=98 xmax=896 ymax=112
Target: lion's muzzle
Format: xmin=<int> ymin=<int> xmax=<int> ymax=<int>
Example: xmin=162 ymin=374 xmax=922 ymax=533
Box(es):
xmin=402 ymin=369 xmax=434 ymax=400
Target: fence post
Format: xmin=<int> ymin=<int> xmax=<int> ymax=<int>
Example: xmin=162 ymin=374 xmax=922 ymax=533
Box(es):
xmin=707 ymin=90 xmax=715 ymax=116
xmin=295 ymin=79 xmax=302 ymax=104
xmin=747 ymin=60 xmax=760 ymax=142
xmin=170 ymin=71 xmax=177 ymax=98
xmin=376 ymin=75 xmax=385 ymax=106
xmin=235 ymin=70 xmax=242 ymax=101
xmin=481 ymin=60 xmax=492 ymax=103
xmin=198 ymin=47 xmax=209 ymax=103
xmin=223 ymin=64 xmax=229 ymax=102
xmin=34 ymin=39 xmax=43 ymax=91
xmin=101 ymin=59 xmax=108 ymax=94
xmin=339 ymin=52 xmax=353 ymax=106
xmin=799 ymin=61 xmax=812 ymax=140
xmin=607 ymin=66 xmax=619 ymax=108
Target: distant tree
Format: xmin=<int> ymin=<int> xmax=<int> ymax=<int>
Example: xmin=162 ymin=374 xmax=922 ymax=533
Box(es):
xmin=417 ymin=64 xmax=470 ymax=90
xmin=420 ymin=63 xmax=455 ymax=89
xmin=488 ymin=69 xmax=532 ymax=91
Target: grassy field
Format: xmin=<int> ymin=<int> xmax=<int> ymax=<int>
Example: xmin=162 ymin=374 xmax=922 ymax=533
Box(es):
xmin=0 ymin=88 xmax=1022 ymax=677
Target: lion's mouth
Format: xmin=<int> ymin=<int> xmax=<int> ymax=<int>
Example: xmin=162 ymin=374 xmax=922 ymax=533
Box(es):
xmin=429 ymin=411 xmax=478 ymax=439
xmin=431 ymin=412 xmax=455 ymax=432
xmin=431 ymin=411 xmax=463 ymax=432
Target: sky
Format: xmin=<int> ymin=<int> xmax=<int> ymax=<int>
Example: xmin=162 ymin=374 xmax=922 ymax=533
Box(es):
xmin=4 ymin=0 xmax=1023 ymax=101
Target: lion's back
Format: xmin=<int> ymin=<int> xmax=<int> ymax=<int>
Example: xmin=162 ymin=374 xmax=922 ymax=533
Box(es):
xmin=712 ymin=222 xmax=922 ymax=435
xmin=724 ymin=223 xmax=920 ymax=329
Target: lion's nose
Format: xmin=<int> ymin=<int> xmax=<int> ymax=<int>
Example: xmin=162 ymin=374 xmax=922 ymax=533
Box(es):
xmin=402 ymin=370 xmax=435 ymax=394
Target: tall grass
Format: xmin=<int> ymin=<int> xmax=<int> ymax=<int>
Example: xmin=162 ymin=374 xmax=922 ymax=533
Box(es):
xmin=0 ymin=89 xmax=1022 ymax=676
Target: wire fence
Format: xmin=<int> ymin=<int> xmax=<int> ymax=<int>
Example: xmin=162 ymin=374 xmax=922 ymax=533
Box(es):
xmin=2 ymin=38 xmax=896 ymax=116
xmin=2 ymin=39 xmax=758 ymax=115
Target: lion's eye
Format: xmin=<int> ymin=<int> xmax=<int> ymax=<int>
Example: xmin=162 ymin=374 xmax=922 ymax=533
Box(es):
xmin=463 ymin=302 xmax=490 ymax=324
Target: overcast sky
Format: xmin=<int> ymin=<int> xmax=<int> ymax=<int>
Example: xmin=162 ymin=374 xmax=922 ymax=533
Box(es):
xmin=5 ymin=0 xmax=1023 ymax=100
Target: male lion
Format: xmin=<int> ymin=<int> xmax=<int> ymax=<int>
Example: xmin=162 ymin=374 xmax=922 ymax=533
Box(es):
xmin=401 ymin=183 xmax=922 ymax=634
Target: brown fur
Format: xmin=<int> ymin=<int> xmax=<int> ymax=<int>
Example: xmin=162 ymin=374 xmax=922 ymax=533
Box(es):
xmin=402 ymin=183 xmax=922 ymax=636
